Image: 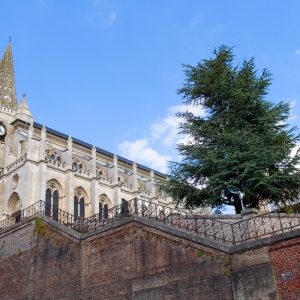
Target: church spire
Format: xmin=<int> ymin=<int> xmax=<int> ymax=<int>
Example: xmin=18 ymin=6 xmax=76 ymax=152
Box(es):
xmin=0 ymin=41 xmax=17 ymax=109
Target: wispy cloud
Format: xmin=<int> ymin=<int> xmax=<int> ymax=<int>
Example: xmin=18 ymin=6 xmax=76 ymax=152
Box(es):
xmin=151 ymin=104 xmax=206 ymax=146
xmin=118 ymin=139 xmax=171 ymax=173
xmin=288 ymin=100 xmax=299 ymax=122
xmin=118 ymin=103 xmax=206 ymax=173
xmin=294 ymin=49 xmax=300 ymax=56
xmin=290 ymin=100 xmax=297 ymax=108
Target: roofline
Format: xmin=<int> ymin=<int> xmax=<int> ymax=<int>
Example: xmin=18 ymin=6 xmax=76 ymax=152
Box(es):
xmin=31 ymin=121 xmax=166 ymax=178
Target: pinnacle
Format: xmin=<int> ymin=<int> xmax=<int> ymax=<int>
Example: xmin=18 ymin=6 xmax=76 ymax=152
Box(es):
xmin=0 ymin=43 xmax=17 ymax=109
xmin=19 ymin=93 xmax=29 ymax=109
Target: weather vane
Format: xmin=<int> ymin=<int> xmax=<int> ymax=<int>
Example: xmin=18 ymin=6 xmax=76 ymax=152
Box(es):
xmin=8 ymin=36 xmax=12 ymax=43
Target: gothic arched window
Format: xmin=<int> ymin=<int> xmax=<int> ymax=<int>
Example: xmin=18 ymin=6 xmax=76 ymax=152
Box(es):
xmin=45 ymin=181 xmax=61 ymax=221
xmin=74 ymin=195 xmax=78 ymax=221
xmin=45 ymin=188 xmax=51 ymax=217
xmin=80 ymin=198 xmax=85 ymax=218
xmin=103 ymin=204 xmax=108 ymax=219
xmin=99 ymin=194 xmax=111 ymax=219
xmin=74 ymin=188 xmax=86 ymax=220
xmin=8 ymin=192 xmax=22 ymax=223
xmin=99 ymin=202 xmax=103 ymax=219
xmin=53 ymin=190 xmax=59 ymax=221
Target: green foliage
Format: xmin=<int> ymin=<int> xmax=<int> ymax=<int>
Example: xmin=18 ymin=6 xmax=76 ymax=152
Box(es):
xmin=34 ymin=218 xmax=46 ymax=235
xmin=196 ymin=250 xmax=205 ymax=257
xmin=17 ymin=248 xmax=24 ymax=257
xmin=162 ymin=46 xmax=300 ymax=213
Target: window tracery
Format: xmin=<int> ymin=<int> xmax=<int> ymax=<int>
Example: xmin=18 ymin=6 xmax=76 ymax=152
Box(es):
xmin=99 ymin=194 xmax=111 ymax=219
xmin=45 ymin=150 xmax=65 ymax=169
xmin=72 ymin=159 xmax=83 ymax=170
xmin=8 ymin=192 xmax=21 ymax=213
xmin=72 ymin=159 xmax=90 ymax=177
xmin=96 ymin=166 xmax=108 ymax=178
xmin=45 ymin=150 xmax=61 ymax=162
xmin=96 ymin=166 xmax=112 ymax=184
xmin=74 ymin=187 xmax=87 ymax=220
xmin=45 ymin=180 xmax=61 ymax=221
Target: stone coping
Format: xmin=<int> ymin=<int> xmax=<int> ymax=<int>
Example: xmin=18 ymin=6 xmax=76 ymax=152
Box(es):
xmin=1 ymin=213 xmax=299 ymax=254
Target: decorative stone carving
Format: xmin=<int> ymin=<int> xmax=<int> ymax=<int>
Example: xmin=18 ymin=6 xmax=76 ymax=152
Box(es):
xmin=46 ymin=150 xmax=61 ymax=162
xmin=72 ymin=159 xmax=83 ymax=170
xmin=12 ymin=173 xmax=19 ymax=189
xmin=72 ymin=159 xmax=90 ymax=177
xmin=45 ymin=150 xmax=66 ymax=169
xmin=74 ymin=187 xmax=87 ymax=200
xmin=47 ymin=180 xmax=60 ymax=193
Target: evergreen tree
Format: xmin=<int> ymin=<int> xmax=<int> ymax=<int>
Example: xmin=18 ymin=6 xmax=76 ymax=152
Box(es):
xmin=162 ymin=46 xmax=300 ymax=213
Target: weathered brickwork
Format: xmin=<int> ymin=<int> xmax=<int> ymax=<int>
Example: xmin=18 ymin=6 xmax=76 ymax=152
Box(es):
xmin=81 ymin=224 xmax=233 ymax=299
xmin=269 ymin=237 xmax=300 ymax=300
xmin=0 ymin=217 xmax=299 ymax=299
xmin=0 ymin=219 xmax=81 ymax=299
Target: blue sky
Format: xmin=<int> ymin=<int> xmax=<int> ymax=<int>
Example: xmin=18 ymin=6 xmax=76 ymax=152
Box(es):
xmin=1 ymin=0 xmax=300 ymax=173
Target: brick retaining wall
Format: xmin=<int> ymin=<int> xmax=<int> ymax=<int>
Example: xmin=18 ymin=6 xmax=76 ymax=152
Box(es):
xmin=0 ymin=215 xmax=299 ymax=299
xmin=269 ymin=237 xmax=300 ymax=300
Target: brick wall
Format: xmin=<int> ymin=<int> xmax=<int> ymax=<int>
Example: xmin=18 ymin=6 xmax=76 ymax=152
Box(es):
xmin=81 ymin=223 xmax=233 ymax=299
xmin=269 ymin=237 xmax=300 ymax=300
xmin=0 ymin=216 xmax=299 ymax=299
xmin=0 ymin=219 xmax=81 ymax=299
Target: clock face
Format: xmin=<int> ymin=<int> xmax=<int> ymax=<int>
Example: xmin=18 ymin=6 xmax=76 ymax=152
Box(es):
xmin=0 ymin=124 xmax=6 ymax=137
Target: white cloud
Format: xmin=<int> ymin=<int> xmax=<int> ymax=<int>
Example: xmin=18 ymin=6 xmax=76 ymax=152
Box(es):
xmin=288 ymin=100 xmax=298 ymax=122
xmin=291 ymin=143 xmax=300 ymax=157
xmin=118 ymin=139 xmax=171 ymax=173
xmin=291 ymin=143 xmax=300 ymax=170
xmin=117 ymin=103 xmax=206 ymax=173
xmin=294 ymin=49 xmax=300 ymax=56
xmin=151 ymin=104 xmax=206 ymax=146
xmin=290 ymin=99 xmax=297 ymax=108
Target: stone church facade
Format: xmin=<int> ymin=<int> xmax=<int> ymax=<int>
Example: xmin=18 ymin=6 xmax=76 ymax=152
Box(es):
xmin=0 ymin=43 xmax=171 ymax=221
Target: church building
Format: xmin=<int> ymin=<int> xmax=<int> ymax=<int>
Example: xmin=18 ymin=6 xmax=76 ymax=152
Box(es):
xmin=0 ymin=42 xmax=172 ymax=222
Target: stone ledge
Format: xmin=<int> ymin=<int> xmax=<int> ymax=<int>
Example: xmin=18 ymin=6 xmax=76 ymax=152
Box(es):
xmin=1 ymin=213 xmax=300 ymax=254
xmin=229 ymin=228 xmax=300 ymax=253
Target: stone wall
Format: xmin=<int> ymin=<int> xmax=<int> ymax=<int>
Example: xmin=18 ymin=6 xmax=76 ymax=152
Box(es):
xmin=0 ymin=216 xmax=299 ymax=299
